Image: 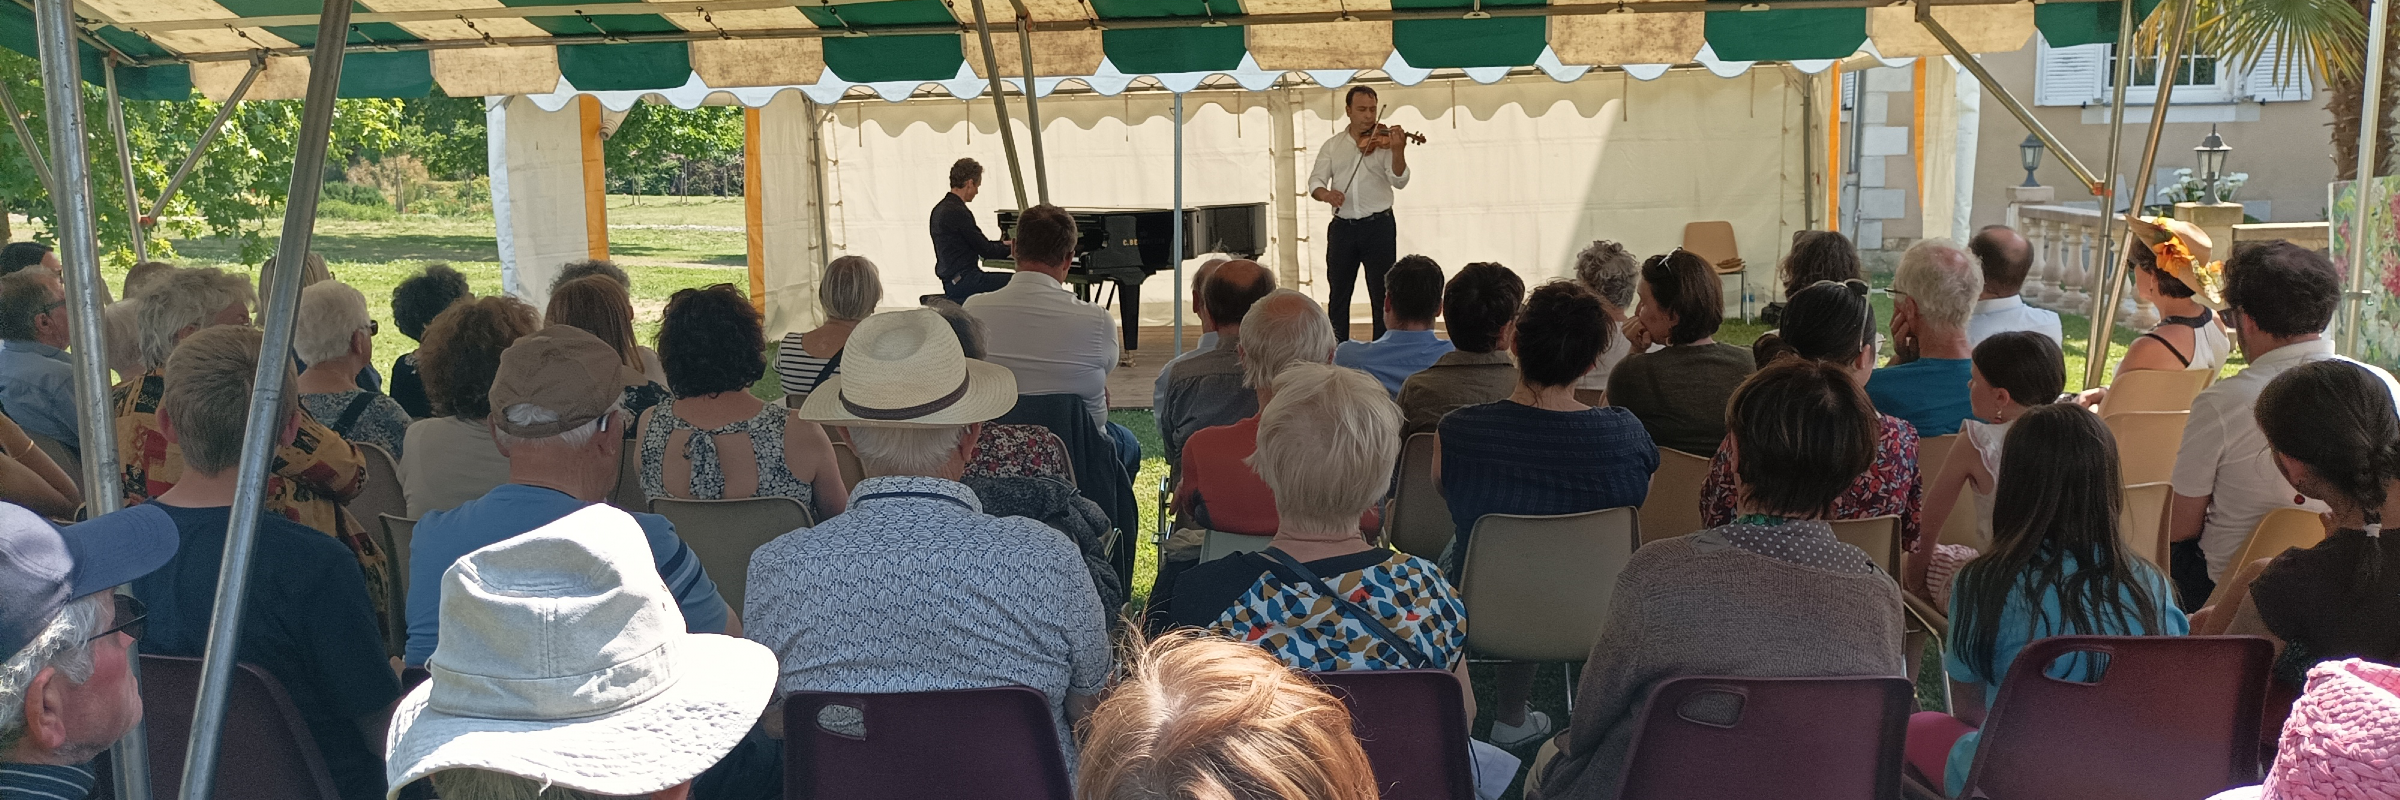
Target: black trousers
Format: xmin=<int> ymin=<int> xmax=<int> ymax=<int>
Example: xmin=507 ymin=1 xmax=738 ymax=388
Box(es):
xmin=1325 ymin=211 xmax=1396 ymax=341
xmin=942 ymin=269 xmax=1014 ymax=302
xmin=2169 ymin=538 xmax=2216 ymax=612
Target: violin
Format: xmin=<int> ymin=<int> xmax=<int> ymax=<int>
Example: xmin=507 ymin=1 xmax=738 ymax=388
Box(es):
xmin=1358 ymin=124 xmax=1426 ymax=154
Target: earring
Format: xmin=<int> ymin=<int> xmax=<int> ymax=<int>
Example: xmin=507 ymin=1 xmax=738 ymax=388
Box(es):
xmin=2296 ymin=493 xmax=2307 ymax=505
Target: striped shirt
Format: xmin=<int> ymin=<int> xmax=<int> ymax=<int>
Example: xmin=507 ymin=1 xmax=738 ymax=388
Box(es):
xmin=774 ymin=331 xmax=840 ymax=400
xmin=1436 ymin=401 xmax=1658 ymax=572
xmin=0 ymin=762 xmax=95 ymax=800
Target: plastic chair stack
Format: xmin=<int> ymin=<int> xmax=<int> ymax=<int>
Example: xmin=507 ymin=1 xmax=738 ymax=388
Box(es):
xmin=1312 ymin=669 xmax=1477 ymax=800
xmin=782 ymin=686 xmax=1071 ymax=800
xmin=650 ymin=495 xmax=816 ymax=612
xmin=1617 ymin=675 xmax=1913 ymax=800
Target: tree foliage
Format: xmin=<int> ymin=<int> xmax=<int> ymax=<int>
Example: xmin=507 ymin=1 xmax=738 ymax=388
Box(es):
xmin=604 ymin=103 xmax=746 ymax=197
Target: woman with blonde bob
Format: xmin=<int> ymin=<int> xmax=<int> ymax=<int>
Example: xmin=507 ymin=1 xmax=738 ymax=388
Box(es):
xmin=1076 ymin=630 xmax=1378 ymax=800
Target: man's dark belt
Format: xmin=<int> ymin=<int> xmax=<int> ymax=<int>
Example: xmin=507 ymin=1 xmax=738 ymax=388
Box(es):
xmin=1330 ymin=209 xmax=1394 ymax=226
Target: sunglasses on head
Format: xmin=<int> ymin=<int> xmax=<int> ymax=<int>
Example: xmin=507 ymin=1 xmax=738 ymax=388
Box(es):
xmin=87 ymin=593 xmax=146 ymax=644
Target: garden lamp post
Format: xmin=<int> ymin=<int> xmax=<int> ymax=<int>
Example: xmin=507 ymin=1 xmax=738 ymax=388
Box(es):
xmin=2019 ymin=134 xmax=2044 ymax=187
xmin=2195 ymin=125 xmax=2230 ymax=204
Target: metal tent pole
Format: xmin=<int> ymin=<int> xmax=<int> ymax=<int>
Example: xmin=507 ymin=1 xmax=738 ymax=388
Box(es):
xmin=147 ymin=57 xmax=264 ymax=223
xmin=2085 ymin=0 xmax=2194 ymax=387
xmin=966 ymin=0 xmax=1030 ymax=211
xmin=0 ymin=87 xmax=57 ymax=203
xmin=1172 ymin=92 xmax=1184 ymax=357
xmin=2085 ymin=0 xmax=2138 ymax=362
xmin=30 ymin=1 xmax=141 ymax=796
xmin=176 ymin=0 xmax=350 ymax=795
xmin=807 ymin=97 xmax=834 ymax=269
xmin=1918 ymin=2 xmax=2105 ymax=194
xmin=2343 ymin=0 xmax=2392 ymax=355
xmin=1014 ymin=13 xmax=1050 ymax=204
xmin=104 ymin=59 xmax=147 ymax=263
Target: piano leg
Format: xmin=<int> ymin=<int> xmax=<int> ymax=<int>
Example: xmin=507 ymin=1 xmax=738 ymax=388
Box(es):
xmin=1118 ymin=277 xmax=1141 ymax=350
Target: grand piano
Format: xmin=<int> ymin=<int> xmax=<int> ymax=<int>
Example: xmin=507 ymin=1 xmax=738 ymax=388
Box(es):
xmin=991 ymin=203 xmax=1268 ymax=350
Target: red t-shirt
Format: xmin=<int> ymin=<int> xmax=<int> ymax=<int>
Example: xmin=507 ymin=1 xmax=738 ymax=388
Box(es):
xmin=1173 ymin=417 xmax=1377 ymax=536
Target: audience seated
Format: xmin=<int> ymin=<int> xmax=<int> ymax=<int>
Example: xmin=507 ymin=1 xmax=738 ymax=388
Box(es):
xmin=1703 ymin=279 xmax=1926 ymax=577
xmin=636 ymin=285 xmax=845 ymax=516
xmin=1866 ymin=238 xmax=1984 ymax=437
xmin=967 ymin=204 xmax=1141 ymax=477
xmin=548 ymin=274 xmax=671 ymax=425
xmin=386 ymin=264 xmax=472 ymax=420
xmin=766 ymin=309 xmax=1110 ymax=765
xmin=1964 ymin=225 xmax=2062 ymax=346
xmin=294 ymin=281 xmax=413 ymax=456
xmin=0 ymin=271 xmax=79 ymax=454
xmin=1076 ymin=630 xmax=1380 ymax=800
xmin=2169 ymin=242 xmax=2399 ymax=607
xmin=405 ymin=325 xmax=732 ymax=668
xmin=2205 ymin=659 xmax=2400 ymax=800
xmin=117 ymin=268 xmax=380 ymax=607
xmin=0 ymin=501 xmax=177 ymax=796
xmin=1335 ymin=255 xmax=1452 ymax=396
xmin=1608 ymin=250 xmax=1755 ymax=454
xmin=2196 ymin=361 xmax=2400 ymax=690
xmin=385 ymin=506 xmax=777 ymax=800
xmin=1748 ymin=229 xmax=1862 ymax=362
xmin=1170 ymin=362 xmax=1465 ymax=668
xmin=553 ymin=259 xmax=667 ymax=384
xmin=1438 ymin=280 xmax=1656 ymax=746
xmin=0 ymin=411 xmax=76 ymax=519
xmin=1150 ymin=256 xmax=1230 ymax=417
xmin=929 ymin=303 xmax=1076 ymax=485
xmin=1397 ymin=262 xmax=1524 ymax=436
xmin=134 ymin=326 xmax=399 ymax=800
xmin=1911 ymin=331 xmax=2065 ymax=599
xmin=1157 ymin=259 xmax=1277 ymax=464
xmin=1527 ymin=359 xmax=1904 ymax=800
xmin=0 ymin=242 xmax=56 ymax=277
xmin=2075 ymin=217 xmax=2234 ymax=407
xmin=775 ymin=255 xmax=882 ymax=403
xmin=1905 ymin=404 xmax=2187 ymax=796
xmin=400 ymin=295 xmax=538 ymax=518
xmin=1570 ymin=241 xmax=1639 ymax=404
xmin=1171 ymin=291 xmax=1348 ymax=539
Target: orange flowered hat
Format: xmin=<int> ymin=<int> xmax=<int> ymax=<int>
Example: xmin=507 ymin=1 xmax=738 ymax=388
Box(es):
xmin=2125 ymin=215 xmax=2227 ymax=310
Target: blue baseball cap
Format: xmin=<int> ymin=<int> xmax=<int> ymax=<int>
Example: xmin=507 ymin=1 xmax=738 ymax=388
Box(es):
xmin=0 ymin=502 xmax=178 ymax=660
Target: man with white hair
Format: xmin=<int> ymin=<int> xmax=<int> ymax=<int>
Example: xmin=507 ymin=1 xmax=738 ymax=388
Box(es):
xmin=759 ymin=308 xmax=1111 ymax=765
xmin=294 ymin=281 xmax=413 ymax=456
xmin=0 ymin=503 xmax=178 ymax=798
xmin=1155 ymin=258 xmax=1276 ymax=465
xmin=1866 ymin=239 xmax=1984 ymax=436
xmin=0 ymin=271 xmax=78 ymax=454
xmin=403 ymin=325 xmax=731 ymax=668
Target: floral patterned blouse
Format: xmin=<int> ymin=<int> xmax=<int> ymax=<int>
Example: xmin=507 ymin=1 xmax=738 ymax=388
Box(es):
xmin=964 ymin=424 xmax=1075 ymax=484
xmin=1699 ymin=413 xmax=1925 ymax=550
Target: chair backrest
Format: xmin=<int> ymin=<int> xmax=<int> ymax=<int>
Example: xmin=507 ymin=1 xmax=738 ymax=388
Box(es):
xmin=2101 ymin=411 xmax=2190 ymax=486
xmin=832 ymin=440 xmax=865 ymax=490
xmin=1311 ymin=669 xmax=1477 ymax=800
xmin=1199 ymin=529 xmax=1275 ymax=563
xmin=2100 ymin=368 xmax=2215 ymax=415
xmin=1683 ymin=221 xmax=1741 ymax=272
xmin=650 ymin=496 xmax=815 ymax=612
xmin=22 ymin=430 xmax=78 ymax=492
xmin=1916 ymin=434 xmax=1986 ymax=549
xmin=783 ymin=686 xmax=1071 ymax=800
xmin=1826 ymin=515 xmax=1902 ymax=575
xmin=348 ymin=442 xmax=405 ymax=530
xmin=377 ymin=514 xmax=418 ymax=656
xmin=2199 ymin=507 xmax=2331 ymax=610
xmin=1385 ymin=432 xmax=1453 ymax=561
xmin=1962 ymin=635 xmax=2272 ymax=800
xmin=1460 ymin=507 xmax=1640 ymax=662
xmin=610 ymin=446 xmax=645 ymax=512
xmin=139 ymin=654 xmax=343 ymax=800
xmin=1640 ymin=448 xmax=1713 ymax=544
xmin=2119 ymin=482 xmax=2173 ymax=568
xmin=1617 ymin=675 xmax=1913 ymax=800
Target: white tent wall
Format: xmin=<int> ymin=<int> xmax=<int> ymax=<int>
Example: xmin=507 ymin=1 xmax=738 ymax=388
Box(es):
xmin=757 ymin=95 xmax=830 ymax=336
xmin=490 ymin=95 xmax=599 ymax=308
xmin=758 ymin=66 xmax=1807 ymax=339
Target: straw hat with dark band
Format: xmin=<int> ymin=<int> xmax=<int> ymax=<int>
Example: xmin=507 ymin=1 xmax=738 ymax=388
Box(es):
xmin=796 ymin=308 xmax=1017 ymax=428
xmin=2126 ymin=215 xmax=2228 ymax=310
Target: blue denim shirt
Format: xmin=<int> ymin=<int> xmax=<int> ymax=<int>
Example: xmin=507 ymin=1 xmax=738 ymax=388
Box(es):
xmin=0 ymin=340 xmax=79 ymax=454
xmin=1334 ymin=329 xmax=1455 ymax=396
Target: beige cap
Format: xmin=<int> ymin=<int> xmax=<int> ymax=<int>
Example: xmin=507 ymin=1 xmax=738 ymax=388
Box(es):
xmin=489 ymin=324 xmax=639 ymax=438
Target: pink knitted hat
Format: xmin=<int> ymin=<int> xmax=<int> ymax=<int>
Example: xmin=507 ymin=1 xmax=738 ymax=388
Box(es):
xmin=2211 ymin=659 xmax=2400 ymax=800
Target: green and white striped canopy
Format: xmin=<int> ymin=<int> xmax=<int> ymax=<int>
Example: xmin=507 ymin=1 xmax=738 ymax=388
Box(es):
xmin=2 ymin=0 xmax=2151 ymax=101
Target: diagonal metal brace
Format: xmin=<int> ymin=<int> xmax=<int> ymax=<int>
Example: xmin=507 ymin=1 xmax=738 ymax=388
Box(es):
xmin=1917 ymin=0 xmax=2107 ymax=196
xmin=146 ymin=55 xmax=265 ymax=222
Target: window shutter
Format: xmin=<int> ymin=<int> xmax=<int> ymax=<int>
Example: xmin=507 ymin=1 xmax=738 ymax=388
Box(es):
xmin=2243 ymin=36 xmax=2313 ymax=102
xmin=2036 ymin=38 xmax=2108 ymax=106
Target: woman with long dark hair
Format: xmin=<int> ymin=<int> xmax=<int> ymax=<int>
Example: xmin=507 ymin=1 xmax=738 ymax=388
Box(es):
xmin=1905 ymin=404 xmax=2187 ymax=796
xmin=2201 ymin=360 xmax=2400 ymax=688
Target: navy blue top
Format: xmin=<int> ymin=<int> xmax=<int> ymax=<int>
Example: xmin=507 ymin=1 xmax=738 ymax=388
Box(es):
xmin=1437 ymin=402 xmax=1659 ymax=571
xmin=134 ymin=502 xmax=400 ymax=800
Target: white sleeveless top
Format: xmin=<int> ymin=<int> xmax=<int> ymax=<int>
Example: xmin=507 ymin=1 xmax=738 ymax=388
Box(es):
xmin=1963 ymin=418 xmax=2014 ymax=545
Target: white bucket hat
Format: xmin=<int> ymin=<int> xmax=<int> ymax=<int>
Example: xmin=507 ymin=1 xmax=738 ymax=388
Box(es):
xmin=796 ymin=307 xmax=1018 ymax=429
xmin=383 ymin=505 xmax=777 ymax=798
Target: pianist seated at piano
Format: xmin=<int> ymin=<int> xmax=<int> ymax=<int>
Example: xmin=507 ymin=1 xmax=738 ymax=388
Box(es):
xmin=964 ymin=204 xmax=1145 ymax=479
xmin=931 ymin=157 xmax=1015 ymax=302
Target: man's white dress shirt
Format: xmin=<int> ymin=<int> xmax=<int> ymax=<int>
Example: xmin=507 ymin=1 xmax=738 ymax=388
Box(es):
xmin=966 ymin=270 xmax=1120 ymax=428
xmin=1966 ymin=295 xmax=2064 ymax=347
xmin=1308 ymin=130 xmax=1411 ymax=219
